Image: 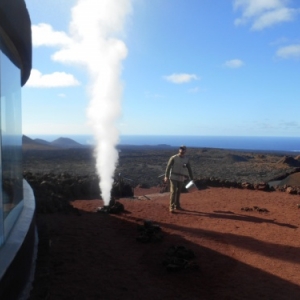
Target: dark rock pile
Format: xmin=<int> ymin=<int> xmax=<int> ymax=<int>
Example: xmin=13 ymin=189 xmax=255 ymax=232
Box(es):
xmin=275 ymin=185 xmax=300 ymax=195
xmin=194 ymin=178 xmax=272 ymax=191
xmin=135 ymin=222 xmax=199 ymax=271
xmin=194 ymin=174 xmax=300 ymax=195
xmin=111 ymin=178 xmax=134 ymax=198
xmin=136 ymin=220 xmax=163 ymax=243
xmin=162 ymin=245 xmax=199 ymax=272
xmin=159 ymin=175 xmax=300 ymax=196
xmin=23 ymin=171 xmax=133 ymax=213
xmin=23 ymin=171 xmax=99 ymax=213
xmin=161 ymin=178 xmax=270 ymax=194
xmin=97 ymin=197 xmax=125 ymax=214
xmin=241 ymin=206 xmax=269 ymax=213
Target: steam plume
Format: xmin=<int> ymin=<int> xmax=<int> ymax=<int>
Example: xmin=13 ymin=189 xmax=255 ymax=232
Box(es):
xmin=53 ymin=0 xmax=132 ymax=204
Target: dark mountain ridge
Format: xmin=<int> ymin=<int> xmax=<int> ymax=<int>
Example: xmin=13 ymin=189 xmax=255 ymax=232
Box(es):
xmin=22 ymin=135 xmax=87 ymax=150
xmin=50 ymin=137 xmax=85 ymax=148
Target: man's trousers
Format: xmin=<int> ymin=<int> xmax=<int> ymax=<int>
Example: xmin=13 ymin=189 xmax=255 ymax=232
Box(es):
xmin=169 ymin=179 xmax=184 ymax=210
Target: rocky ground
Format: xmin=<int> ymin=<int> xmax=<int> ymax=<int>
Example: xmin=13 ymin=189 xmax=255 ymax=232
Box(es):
xmin=24 ymin=146 xmax=300 ymax=300
xmin=29 ymin=187 xmax=300 ymax=300
xmin=23 ymin=146 xmax=300 ymax=187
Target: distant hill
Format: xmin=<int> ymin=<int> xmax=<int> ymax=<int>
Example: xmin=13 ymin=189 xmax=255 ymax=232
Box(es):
xmin=22 ymin=135 xmax=86 ymax=150
xmin=277 ymin=156 xmax=300 ymax=167
xmin=22 ymin=135 xmax=37 ymax=145
xmin=22 ymin=135 xmax=56 ymax=150
xmin=34 ymin=138 xmax=52 ymax=146
xmin=51 ymin=137 xmax=85 ymax=148
xmin=23 ymin=135 xmax=173 ymax=150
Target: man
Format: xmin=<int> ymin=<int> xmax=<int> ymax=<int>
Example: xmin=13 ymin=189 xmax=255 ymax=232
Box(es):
xmin=164 ymin=145 xmax=193 ymax=212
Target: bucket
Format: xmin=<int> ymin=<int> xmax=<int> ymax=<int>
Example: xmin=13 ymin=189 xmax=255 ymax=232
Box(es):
xmin=185 ymin=180 xmax=198 ymax=193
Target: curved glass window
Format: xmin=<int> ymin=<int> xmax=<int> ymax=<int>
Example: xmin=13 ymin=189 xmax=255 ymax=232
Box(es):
xmin=0 ymin=47 xmax=23 ymax=246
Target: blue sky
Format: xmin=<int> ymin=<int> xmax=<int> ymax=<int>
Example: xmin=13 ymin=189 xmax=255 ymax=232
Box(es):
xmin=22 ymin=0 xmax=300 ymax=138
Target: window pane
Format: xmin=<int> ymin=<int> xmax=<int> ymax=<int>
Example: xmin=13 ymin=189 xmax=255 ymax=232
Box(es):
xmin=0 ymin=49 xmax=23 ymax=240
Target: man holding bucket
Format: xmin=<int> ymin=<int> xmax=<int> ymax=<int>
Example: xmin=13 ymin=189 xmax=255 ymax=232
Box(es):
xmin=164 ymin=145 xmax=193 ymax=212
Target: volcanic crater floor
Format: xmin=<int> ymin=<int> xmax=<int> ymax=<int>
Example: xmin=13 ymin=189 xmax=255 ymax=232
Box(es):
xmin=30 ymin=187 xmax=300 ymax=300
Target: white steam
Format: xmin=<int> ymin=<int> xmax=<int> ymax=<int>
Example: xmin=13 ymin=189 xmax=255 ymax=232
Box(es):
xmin=53 ymin=0 xmax=132 ymax=205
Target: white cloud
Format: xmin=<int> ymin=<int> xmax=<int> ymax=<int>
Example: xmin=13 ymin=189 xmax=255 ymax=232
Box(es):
xmin=276 ymin=44 xmax=300 ymax=58
xmin=253 ymin=7 xmax=298 ymax=30
xmin=223 ymin=59 xmax=245 ymax=68
xmin=26 ymin=69 xmax=80 ymax=88
xmin=58 ymin=93 xmax=67 ymax=98
xmin=32 ymin=23 xmax=72 ymax=47
xmin=233 ymin=0 xmax=299 ymax=30
xmin=163 ymin=73 xmax=199 ymax=84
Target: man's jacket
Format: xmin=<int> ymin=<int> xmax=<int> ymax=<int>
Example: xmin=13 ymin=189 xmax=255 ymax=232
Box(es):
xmin=165 ymin=154 xmax=193 ymax=182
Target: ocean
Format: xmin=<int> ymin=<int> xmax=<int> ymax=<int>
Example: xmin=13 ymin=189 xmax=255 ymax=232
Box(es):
xmin=26 ymin=134 xmax=300 ymax=153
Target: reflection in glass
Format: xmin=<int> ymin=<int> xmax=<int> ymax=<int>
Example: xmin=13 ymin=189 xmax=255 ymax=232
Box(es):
xmin=0 ymin=48 xmax=23 ymax=243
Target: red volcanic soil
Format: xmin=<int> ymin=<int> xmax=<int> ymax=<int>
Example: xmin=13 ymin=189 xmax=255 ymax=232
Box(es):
xmin=30 ymin=187 xmax=300 ymax=300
